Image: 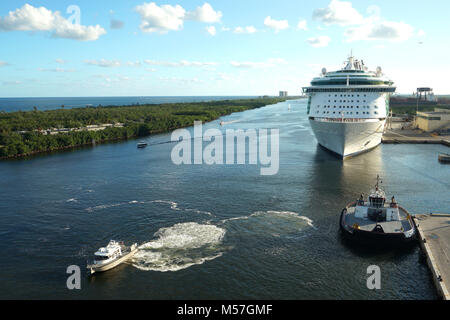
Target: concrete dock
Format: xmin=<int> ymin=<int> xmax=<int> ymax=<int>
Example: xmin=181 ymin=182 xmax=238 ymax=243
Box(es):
xmin=413 ymin=214 xmax=450 ymax=300
xmin=382 ymin=129 xmax=450 ymax=147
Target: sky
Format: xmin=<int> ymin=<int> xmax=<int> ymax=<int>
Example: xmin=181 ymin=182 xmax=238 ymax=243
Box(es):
xmin=0 ymin=0 xmax=449 ymax=97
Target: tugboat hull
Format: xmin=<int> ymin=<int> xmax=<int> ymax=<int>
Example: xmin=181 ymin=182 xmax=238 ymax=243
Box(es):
xmin=339 ymin=207 xmax=417 ymax=247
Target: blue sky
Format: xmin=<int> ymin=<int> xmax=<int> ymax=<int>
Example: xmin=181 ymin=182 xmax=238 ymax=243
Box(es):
xmin=0 ymin=0 xmax=449 ymax=97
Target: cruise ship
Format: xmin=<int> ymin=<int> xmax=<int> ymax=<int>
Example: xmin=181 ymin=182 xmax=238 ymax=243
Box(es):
xmin=303 ymin=55 xmax=396 ymax=158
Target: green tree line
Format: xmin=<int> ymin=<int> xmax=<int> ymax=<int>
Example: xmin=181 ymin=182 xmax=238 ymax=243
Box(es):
xmin=0 ymin=98 xmax=287 ymax=159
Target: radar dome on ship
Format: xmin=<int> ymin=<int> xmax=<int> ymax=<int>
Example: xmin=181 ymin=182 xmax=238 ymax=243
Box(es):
xmin=321 ymin=68 xmax=327 ymax=75
xmin=376 ymin=66 xmax=382 ymax=76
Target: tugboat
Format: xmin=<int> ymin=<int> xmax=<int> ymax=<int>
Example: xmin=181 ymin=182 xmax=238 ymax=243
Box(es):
xmin=340 ymin=176 xmax=416 ymax=246
xmin=87 ymin=240 xmax=138 ymax=274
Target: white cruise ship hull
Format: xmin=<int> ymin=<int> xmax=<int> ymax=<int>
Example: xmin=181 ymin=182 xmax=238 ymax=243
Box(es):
xmin=309 ymin=119 xmax=386 ymax=158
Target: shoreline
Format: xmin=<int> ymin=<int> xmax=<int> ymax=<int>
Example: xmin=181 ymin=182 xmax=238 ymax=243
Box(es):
xmin=0 ymin=97 xmax=294 ymax=160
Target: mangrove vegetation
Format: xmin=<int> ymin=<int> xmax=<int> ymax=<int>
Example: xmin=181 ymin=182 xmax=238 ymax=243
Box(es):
xmin=0 ymin=97 xmax=288 ymax=159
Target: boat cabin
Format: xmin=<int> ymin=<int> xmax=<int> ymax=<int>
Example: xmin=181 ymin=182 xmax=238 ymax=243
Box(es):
xmin=93 ymin=240 xmax=122 ymax=263
xmin=354 ymin=176 xmax=401 ymax=222
xmin=354 ymin=194 xmax=401 ymax=222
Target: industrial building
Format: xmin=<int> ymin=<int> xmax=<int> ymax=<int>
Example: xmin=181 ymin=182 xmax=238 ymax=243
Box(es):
xmin=279 ymin=91 xmax=288 ymax=97
xmin=416 ymin=108 xmax=450 ymax=132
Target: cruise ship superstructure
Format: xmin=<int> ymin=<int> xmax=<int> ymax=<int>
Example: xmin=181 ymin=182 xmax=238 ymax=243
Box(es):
xmin=303 ymin=55 xmax=396 ymax=158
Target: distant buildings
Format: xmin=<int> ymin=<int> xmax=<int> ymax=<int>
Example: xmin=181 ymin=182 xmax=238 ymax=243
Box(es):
xmin=416 ymin=108 xmax=450 ymax=132
xmin=279 ymin=91 xmax=288 ymax=97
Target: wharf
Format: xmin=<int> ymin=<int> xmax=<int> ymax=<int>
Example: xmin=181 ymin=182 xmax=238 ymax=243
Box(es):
xmin=382 ymin=129 xmax=450 ymax=147
xmin=413 ymin=214 xmax=450 ymax=300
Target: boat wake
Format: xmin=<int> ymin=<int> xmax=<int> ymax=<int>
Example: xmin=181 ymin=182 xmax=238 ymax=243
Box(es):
xmin=220 ymin=119 xmax=242 ymax=126
xmin=131 ymin=222 xmax=226 ymax=272
xmin=221 ymin=210 xmax=315 ymax=234
xmin=150 ymin=200 xmax=180 ymax=211
xmin=85 ymin=200 xmax=143 ymax=212
xmin=85 ymin=199 xmax=213 ymax=216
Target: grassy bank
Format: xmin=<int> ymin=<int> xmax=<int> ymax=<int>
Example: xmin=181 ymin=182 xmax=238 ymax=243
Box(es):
xmin=0 ymin=97 xmax=288 ymax=159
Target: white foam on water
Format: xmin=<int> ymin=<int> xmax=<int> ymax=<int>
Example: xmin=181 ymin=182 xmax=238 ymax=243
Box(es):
xmin=185 ymin=208 xmax=213 ymax=216
xmin=151 ymin=200 xmax=213 ymax=216
xmin=151 ymin=200 xmax=180 ymax=211
xmin=131 ymin=222 xmax=226 ymax=272
xmin=85 ymin=200 xmax=143 ymax=212
xmin=221 ymin=210 xmax=315 ymax=232
xmin=220 ymin=215 xmax=250 ymax=223
xmin=252 ymin=211 xmax=315 ymax=228
xmin=66 ymin=198 xmax=77 ymax=203
xmin=85 ymin=202 xmax=124 ymax=212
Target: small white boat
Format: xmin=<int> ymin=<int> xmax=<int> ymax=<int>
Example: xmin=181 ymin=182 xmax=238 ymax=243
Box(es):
xmin=137 ymin=142 xmax=148 ymax=148
xmin=87 ymin=240 xmax=138 ymax=274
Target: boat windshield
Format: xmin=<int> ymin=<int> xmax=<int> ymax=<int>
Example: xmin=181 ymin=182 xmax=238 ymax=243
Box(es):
xmin=369 ymin=196 xmax=385 ymax=208
xmin=94 ymin=255 xmax=111 ymax=261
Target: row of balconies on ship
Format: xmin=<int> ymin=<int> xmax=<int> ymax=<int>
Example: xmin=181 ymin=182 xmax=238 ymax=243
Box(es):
xmin=309 ymin=104 xmax=384 ymax=117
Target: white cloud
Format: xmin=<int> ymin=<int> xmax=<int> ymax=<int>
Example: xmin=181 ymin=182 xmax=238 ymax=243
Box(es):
xmin=135 ymin=2 xmax=222 ymax=34
xmin=307 ymin=36 xmax=331 ymax=48
xmin=92 ymin=74 xmax=131 ymax=83
xmin=144 ymin=60 xmax=217 ymax=67
xmin=366 ymin=5 xmax=381 ymax=20
xmin=297 ymin=19 xmax=308 ymax=30
xmin=126 ymin=61 xmax=142 ymax=67
xmin=55 ymin=59 xmax=67 ymax=64
xmin=313 ymin=0 xmax=364 ymax=26
xmin=264 ymin=16 xmax=289 ymax=32
xmin=214 ymin=73 xmax=237 ymax=81
xmin=0 ymin=4 xmax=106 ymax=41
xmin=159 ymin=77 xmax=204 ymax=84
xmin=84 ymin=59 xmax=121 ymax=67
xmin=186 ymin=3 xmax=222 ymax=23
xmin=0 ymin=61 xmax=10 ymax=67
xmin=417 ymin=29 xmax=426 ymax=37
xmin=344 ymin=21 xmax=414 ymax=42
xmin=231 ymin=58 xmax=286 ymax=69
xmin=206 ymin=26 xmax=216 ymax=36
xmin=135 ymin=2 xmax=186 ymax=33
xmin=313 ymin=1 xmax=415 ymax=43
xmin=233 ymin=26 xmax=257 ymax=34
xmin=39 ymin=67 xmax=76 ymax=73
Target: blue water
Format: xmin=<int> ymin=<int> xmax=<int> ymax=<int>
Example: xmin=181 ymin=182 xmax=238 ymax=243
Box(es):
xmin=0 ymin=99 xmax=447 ymax=299
xmin=0 ymin=96 xmax=258 ymax=112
